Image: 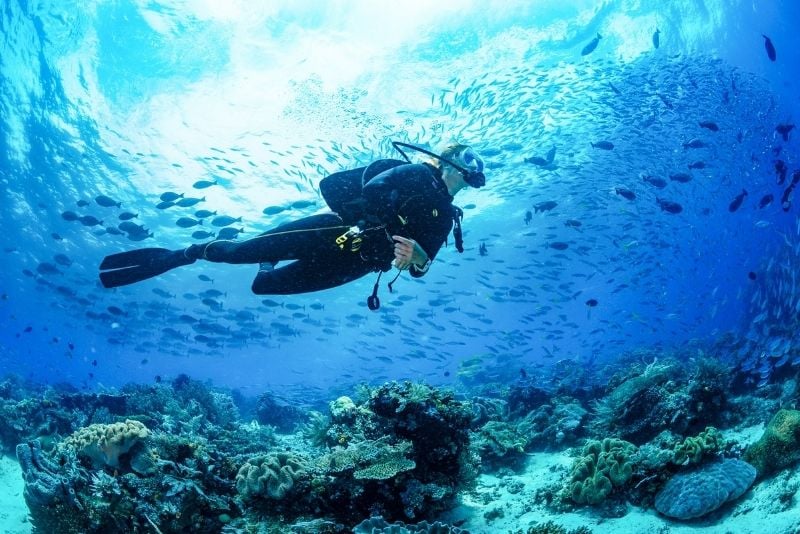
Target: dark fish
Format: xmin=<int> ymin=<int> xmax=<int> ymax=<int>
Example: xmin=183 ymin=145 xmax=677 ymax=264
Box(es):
xmin=775 ymin=160 xmax=787 ymax=184
xmin=95 ymin=195 xmax=121 ymax=208
xmin=643 ymin=175 xmax=667 ymax=188
xmin=160 ymin=192 xmax=184 ymax=202
xmin=478 ymin=242 xmax=488 ymax=256
xmin=107 ymin=305 xmax=126 ymax=316
xmin=76 ymin=199 xmax=90 ymax=207
xmin=762 ymin=34 xmax=776 ymax=61
xmin=176 ymin=217 xmax=201 ymax=228
xmin=212 ymin=215 xmax=242 ymax=227
xmin=106 ymin=226 xmax=125 ymax=236
xmin=585 ymin=298 xmax=598 ymax=307
xmin=127 ymin=230 xmax=154 ymax=241
xmin=656 ymin=197 xmax=683 ymax=214
xmin=728 ymin=189 xmax=748 ymax=212
xmin=669 ymin=173 xmax=692 ymax=183
xmin=194 ymin=210 xmax=217 ymax=218
xmin=291 ymin=200 xmax=316 ymax=209
xmin=781 ymin=184 xmax=795 ymax=212
xmin=118 ymin=221 xmax=146 ymax=233
xmin=53 ymin=253 xmax=72 ymax=266
xmin=262 ymin=205 xmax=287 ymax=215
xmin=652 ymin=28 xmax=660 ymax=49
xmin=775 ymin=123 xmax=794 ymax=142
xmin=548 ymin=242 xmax=569 ymax=251
xmin=564 ymin=219 xmax=582 ymax=228
xmin=591 ymin=141 xmax=614 ymax=150
xmin=192 ymin=180 xmax=218 ymax=189
xmin=78 ymin=215 xmax=103 ymax=226
xmin=688 ymin=161 xmax=706 ymax=170
xmin=176 ymin=197 xmax=205 ymax=208
xmin=61 ymin=211 xmax=79 ymax=221
xmin=198 ymin=274 xmax=213 ymax=282
xmin=192 ymin=230 xmax=216 ymax=239
xmin=615 ymin=187 xmax=636 ymax=200
xmin=118 ymin=212 xmax=138 ymax=220
xmin=216 ymin=227 xmax=243 ymax=240
xmin=581 ymin=33 xmax=602 ymax=56
xmin=51 ymin=233 xmax=63 ymax=241
xmin=758 ymin=194 xmax=773 ymax=208
xmin=683 ymin=138 xmax=706 ymax=149
xmin=524 ymin=211 xmax=532 ymax=225
xmin=608 ymin=82 xmax=621 ymax=95
xmin=698 ymin=121 xmax=719 ymax=132
xmin=545 ymin=146 xmax=557 ymax=164
xmin=748 ymin=271 xmax=757 ymax=281
xmin=533 ymin=201 xmax=557 ymax=213
xmin=657 ymin=93 xmax=673 ymax=109
xmin=36 ymin=262 xmax=62 ymax=275
xmin=524 ymin=155 xmax=549 ymax=166
xmin=156 ymin=200 xmax=175 ymax=210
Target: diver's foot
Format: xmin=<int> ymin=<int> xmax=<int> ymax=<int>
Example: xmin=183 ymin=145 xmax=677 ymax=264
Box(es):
xmin=258 ymin=261 xmax=276 ymax=273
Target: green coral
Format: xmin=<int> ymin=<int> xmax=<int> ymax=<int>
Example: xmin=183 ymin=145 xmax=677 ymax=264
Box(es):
xmin=672 ymin=426 xmax=722 ymax=465
xmin=318 ymin=437 xmax=416 ymax=480
xmin=62 ymin=419 xmax=149 ymax=468
xmin=744 ymin=409 xmax=800 ymax=477
xmin=236 ymin=452 xmax=307 ymax=499
xmin=567 ymin=437 xmax=636 ymax=505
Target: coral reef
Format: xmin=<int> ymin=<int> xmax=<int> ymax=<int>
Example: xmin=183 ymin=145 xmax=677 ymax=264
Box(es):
xmin=743 ymin=409 xmax=800 ymax=477
xmin=566 ymin=438 xmax=636 ymax=505
xmin=62 ymin=419 xmax=149 ymax=468
xmin=654 ymin=459 xmax=756 ymax=520
xmin=672 ymin=426 xmax=723 ymax=466
xmin=236 ymin=451 xmax=308 ymax=499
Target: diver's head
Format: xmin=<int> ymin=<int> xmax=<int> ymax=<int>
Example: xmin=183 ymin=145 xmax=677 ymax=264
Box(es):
xmin=438 ymin=144 xmax=486 ymax=190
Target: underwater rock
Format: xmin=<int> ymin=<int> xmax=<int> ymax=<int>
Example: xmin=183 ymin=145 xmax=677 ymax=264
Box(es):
xmin=654 ymin=459 xmax=756 ymax=520
xmin=743 ymin=409 xmax=800 ymax=477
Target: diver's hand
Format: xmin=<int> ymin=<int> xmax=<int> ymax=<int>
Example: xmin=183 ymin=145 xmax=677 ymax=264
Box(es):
xmin=392 ymin=235 xmax=427 ymax=270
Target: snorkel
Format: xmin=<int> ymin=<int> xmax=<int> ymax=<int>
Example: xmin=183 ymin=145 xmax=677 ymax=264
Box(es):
xmin=392 ymin=141 xmax=486 ymax=188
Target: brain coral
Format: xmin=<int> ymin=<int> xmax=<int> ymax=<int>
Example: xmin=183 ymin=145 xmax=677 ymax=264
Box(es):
xmin=63 ymin=419 xmax=149 ymax=468
xmin=654 ymin=459 xmax=756 ymax=520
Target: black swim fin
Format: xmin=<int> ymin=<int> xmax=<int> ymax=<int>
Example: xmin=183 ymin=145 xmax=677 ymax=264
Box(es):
xmin=99 ymin=247 xmax=195 ymax=288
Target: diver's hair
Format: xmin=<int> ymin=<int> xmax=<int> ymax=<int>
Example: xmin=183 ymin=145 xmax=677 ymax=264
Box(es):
xmin=430 ymin=143 xmax=470 ymax=168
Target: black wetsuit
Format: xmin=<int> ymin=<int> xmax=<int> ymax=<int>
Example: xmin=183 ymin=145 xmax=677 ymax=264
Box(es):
xmin=200 ymin=162 xmax=457 ymax=294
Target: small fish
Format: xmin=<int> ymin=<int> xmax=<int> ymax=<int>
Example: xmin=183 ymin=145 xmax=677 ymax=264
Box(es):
xmin=105 ymin=226 xmax=124 ymax=235
xmin=728 ymin=189 xmax=748 ymax=212
xmin=78 ymin=215 xmax=103 ymax=226
xmin=683 ymin=138 xmax=706 ymax=149
xmin=758 ymin=194 xmax=773 ymax=208
xmin=192 ymin=230 xmax=216 ymax=239
xmin=176 ymin=197 xmax=205 ymax=208
xmin=216 ymin=227 xmax=243 ymax=240
xmin=53 ymin=253 xmax=73 ymax=266
xmin=669 ymin=173 xmax=692 ymax=183
xmin=36 ymin=262 xmax=62 ymax=275
xmin=160 ymin=192 xmax=184 ymax=202
xmin=548 ymin=242 xmax=569 ymax=251
xmin=291 ymin=200 xmax=316 ymax=209
xmin=524 ymin=211 xmax=532 ymax=225
xmin=118 ymin=212 xmax=138 ymax=220
xmin=545 ymin=146 xmax=557 ymax=164
xmin=51 ymin=233 xmax=63 ymax=241
xmin=581 ymin=33 xmax=602 ymax=56
xmin=688 ymin=161 xmax=706 ymax=170
xmin=615 ymin=187 xmax=636 ymax=200
xmin=193 ymin=180 xmax=218 ymax=189
xmin=656 ymin=197 xmax=683 ymax=214
xmin=76 ymin=199 xmax=90 ymax=207
xmin=212 ymin=215 xmax=243 ymax=227
xmin=107 ymin=305 xmax=126 ymax=316
xmin=95 ymin=195 xmax=121 ymax=208
xmin=775 ymin=160 xmax=787 ymax=184
xmin=524 ymin=155 xmax=549 ymax=166
xmin=586 ymin=298 xmax=598 ymax=307
xmin=748 ymin=272 xmax=757 ymax=281
xmin=652 ymin=28 xmax=660 ymax=49
xmin=194 ymin=210 xmax=217 ymax=219
xmin=156 ymin=200 xmax=176 ymax=210
xmin=564 ymin=219 xmax=582 ymax=228
xmin=775 ymin=123 xmax=794 ymax=142
xmin=176 ymin=217 xmax=202 ymax=228
xmin=262 ymin=205 xmax=287 ymax=216
xmin=478 ymin=242 xmax=488 ymax=256
xmin=762 ymin=34 xmax=776 ymax=61
xmin=643 ymin=175 xmax=667 ymax=188
xmin=591 ymin=141 xmax=614 ymax=150
xmin=198 ymin=274 xmax=213 ymax=283
xmin=61 ymin=211 xmax=79 ymax=221
xmin=533 ymin=201 xmax=557 ymax=213
xmin=698 ymin=121 xmax=719 ymax=132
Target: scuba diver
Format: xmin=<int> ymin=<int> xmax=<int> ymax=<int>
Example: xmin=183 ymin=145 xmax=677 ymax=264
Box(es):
xmin=98 ymin=142 xmax=486 ymax=309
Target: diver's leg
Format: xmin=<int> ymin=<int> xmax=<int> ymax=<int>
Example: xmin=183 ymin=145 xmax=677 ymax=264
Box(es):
xmin=187 ymin=214 xmax=349 ymax=265
xmin=251 ymin=253 xmax=373 ymax=295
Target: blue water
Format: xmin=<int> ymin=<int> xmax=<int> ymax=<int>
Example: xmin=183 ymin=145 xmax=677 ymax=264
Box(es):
xmin=1 ymin=0 xmax=798 ymax=401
